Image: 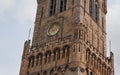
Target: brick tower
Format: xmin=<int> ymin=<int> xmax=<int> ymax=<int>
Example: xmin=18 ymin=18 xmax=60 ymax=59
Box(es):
xmin=19 ymin=0 xmax=114 ymax=75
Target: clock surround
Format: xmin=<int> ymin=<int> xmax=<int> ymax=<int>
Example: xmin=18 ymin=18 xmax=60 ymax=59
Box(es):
xmin=47 ymin=22 xmax=60 ymax=36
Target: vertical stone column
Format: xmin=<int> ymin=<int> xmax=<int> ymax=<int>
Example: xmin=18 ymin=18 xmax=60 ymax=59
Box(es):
xmin=43 ymin=55 xmax=45 ymax=65
xmin=51 ymin=52 xmax=54 ymax=62
xmin=34 ymin=58 xmax=37 ymax=67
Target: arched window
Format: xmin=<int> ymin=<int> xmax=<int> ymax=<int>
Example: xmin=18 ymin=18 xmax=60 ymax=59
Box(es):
xmin=48 ymin=51 xmax=51 ymax=62
xmin=44 ymin=53 xmax=47 ymax=64
xmin=87 ymin=52 xmax=90 ymax=63
xmin=62 ymin=49 xmax=65 ymax=58
xmin=102 ymin=0 xmax=106 ymax=10
xmin=95 ymin=0 xmax=99 ymax=23
xmin=50 ymin=69 xmax=54 ymax=75
xmin=45 ymin=51 xmax=51 ymax=63
xmin=89 ymin=0 xmax=93 ymax=17
xmin=86 ymin=48 xmax=90 ymax=63
xmin=62 ymin=46 xmax=70 ymax=58
xmin=102 ymin=17 xmax=104 ymax=30
xmin=26 ymin=72 xmax=29 ymax=75
xmin=36 ymin=53 xmax=43 ymax=66
xmin=49 ymin=0 xmax=56 ymax=16
xmin=43 ymin=71 xmax=47 ymax=75
xmin=100 ymin=63 xmax=102 ymax=74
xmin=107 ymin=68 xmax=111 ymax=75
xmin=28 ymin=56 xmax=35 ymax=68
xmin=60 ymin=0 xmax=67 ymax=12
xmin=40 ymin=55 xmax=42 ymax=65
xmin=66 ymin=46 xmax=70 ymax=58
xmin=57 ymin=67 xmax=61 ymax=75
xmin=53 ymin=50 xmax=56 ymax=61
xmin=94 ymin=56 xmax=97 ymax=69
xmin=97 ymin=59 xmax=100 ymax=71
xmin=31 ymin=57 xmax=35 ymax=67
xmin=36 ymin=55 xmax=39 ymax=66
xmin=28 ymin=58 xmax=31 ymax=68
xmin=37 ymin=73 xmax=40 ymax=75
xmin=57 ymin=49 xmax=60 ymax=60
xmin=72 ymin=0 xmax=74 ymax=5
xmin=84 ymin=0 xmax=86 ymax=15
xmin=90 ymin=72 xmax=93 ymax=75
xmin=53 ymin=48 xmax=60 ymax=61
xmin=84 ymin=0 xmax=86 ymax=8
xmin=104 ymin=65 xmax=107 ymax=75
xmin=92 ymin=55 xmax=94 ymax=67
xmin=86 ymin=68 xmax=89 ymax=75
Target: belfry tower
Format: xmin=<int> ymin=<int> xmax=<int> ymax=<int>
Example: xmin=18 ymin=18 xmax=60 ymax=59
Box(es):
xmin=19 ymin=0 xmax=114 ymax=75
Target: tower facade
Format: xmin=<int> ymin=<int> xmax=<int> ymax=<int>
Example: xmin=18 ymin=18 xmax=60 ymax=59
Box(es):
xmin=19 ymin=0 xmax=114 ymax=75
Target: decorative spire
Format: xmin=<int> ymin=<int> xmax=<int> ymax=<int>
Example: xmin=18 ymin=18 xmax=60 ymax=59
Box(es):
xmin=28 ymin=28 xmax=31 ymax=41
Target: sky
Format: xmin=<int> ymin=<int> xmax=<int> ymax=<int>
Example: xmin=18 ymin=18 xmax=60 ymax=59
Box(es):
xmin=0 ymin=0 xmax=120 ymax=75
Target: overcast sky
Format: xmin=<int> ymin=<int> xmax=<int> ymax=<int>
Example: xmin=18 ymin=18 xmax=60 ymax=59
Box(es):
xmin=0 ymin=0 xmax=120 ymax=75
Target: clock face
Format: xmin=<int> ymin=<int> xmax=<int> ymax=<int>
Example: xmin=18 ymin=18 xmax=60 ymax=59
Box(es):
xmin=47 ymin=23 xmax=60 ymax=36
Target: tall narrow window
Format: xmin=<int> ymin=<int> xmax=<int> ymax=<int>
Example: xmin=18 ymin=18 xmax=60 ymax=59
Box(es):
xmin=36 ymin=56 xmax=39 ymax=66
xmin=40 ymin=55 xmax=42 ymax=65
xmin=36 ymin=54 xmax=42 ymax=66
xmin=60 ymin=0 xmax=67 ymax=12
xmin=50 ymin=0 xmax=53 ymax=16
xmin=41 ymin=7 xmax=44 ymax=19
xmin=49 ymin=0 xmax=56 ymax=16
xmin=84 ymin=0 xmax=86 ymax=8
xmin=62 ymin=49 xmax=65 ymax=58
xmin=44 ymin=53 xmax=47 ymax=64
xmin=43 ymin=71 xmax=47 ymax=75
xmin=66 ymin=47 xmax=70 ymax=57
xmin=53 ymin=51 xmax=56 ymax=61
xmin=28 ymin=56 xmax=35 ymax=68
xmin=60 ymin=0 xmax=64 ymax=12
xmin=90 ymin=72 xmax=93 ymax=75
xmin=95 ymin=1 xmax=99 ymax=23
xmin=31 ymin=57 xmax=34 ymax=67
xmin=37 ymin=73 xmax=40 ymax=75
xmin=95 ymin=4 xmax=97 ymax=21
xmin=27 ymin=72 xmax=29 ymax=75
xmin=64 ymin=0 xmax=67 ymax=10
xmin=48 ymin=52 xmax=51 ymax=62
xmin=102 ymin=1 xmax=106 ymax=11
xmin=84 ymin=0 xmax=86 ymax=15
xmin=28 ymin=58 xmax=31 ymax=68
xmin=57 ymin=50 xmax=60 ymax=60
xmin=89 ymin=0 xmax=93 ymax=17
xmin=102 ymin=17 xmax=104 ymax=30
xmin=86 ymin=68 xmax=89 ymax=75
xmin=72 ymin=0 xmax=74 ymax=5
